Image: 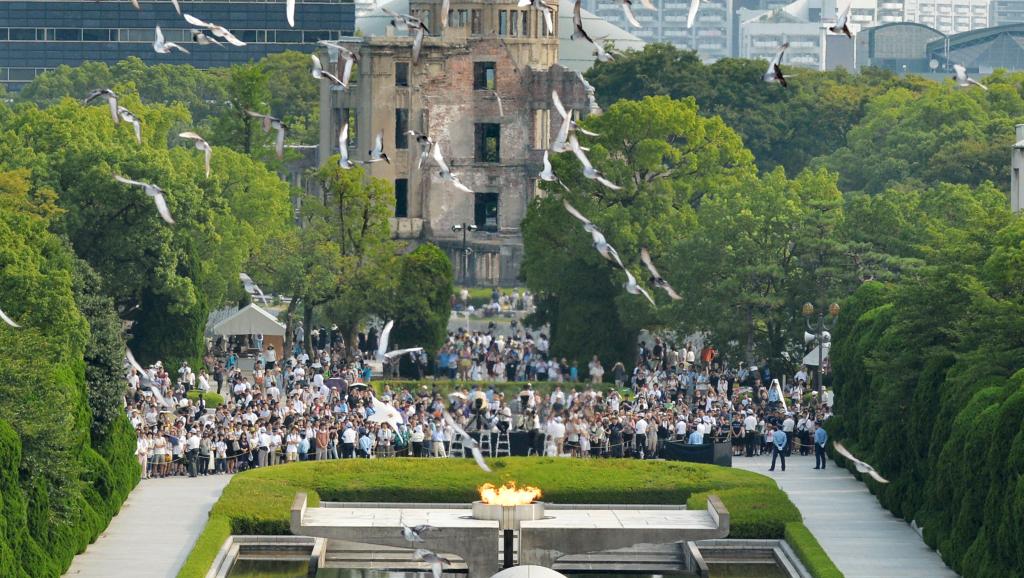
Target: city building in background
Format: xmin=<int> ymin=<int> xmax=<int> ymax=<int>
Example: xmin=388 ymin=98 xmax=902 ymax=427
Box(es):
xmin=584 ymin=0 xmax=732 ymax=61
xmin=903 ymin=0 xmax=989 ymax=33
xmin=0 ymin=0 xmax=355 ymax=91
xmin=320 ymin=0 xmax=593 ymax=285
xmin=926 ymin=22 xmax=1024 ymax=71
xmin=854 ymin=21 xmax=944 ymax=71
xmin=991 ymin=0 xmax=1024 ymax=25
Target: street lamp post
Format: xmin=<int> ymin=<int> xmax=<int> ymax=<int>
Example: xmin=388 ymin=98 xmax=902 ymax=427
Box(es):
xmin=802 ymin=302 xmax=840 ymax=397
xmin=452 ymin=223 xmax=477 ymax=285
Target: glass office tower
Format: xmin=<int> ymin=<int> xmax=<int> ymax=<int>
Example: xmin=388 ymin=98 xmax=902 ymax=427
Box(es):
xmin=0 ymin=0 xmax=355 ymax=90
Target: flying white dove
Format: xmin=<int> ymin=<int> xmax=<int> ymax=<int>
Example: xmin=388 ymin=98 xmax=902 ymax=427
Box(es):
xmin=113 ymin=174 xmax=174 ymax=224
xmin=571 ymin=0 xmax=613 ymax=62
xmin=0 ymin=307 xmax=20 ymax=328
xmin=366 ymin=393 xmax=404 ymax=430
xmin=245 ymin=110 xmax=288 ymax=159
xmin=402 ymin=524 xmax=434 ymax=543
xmin=763 ymin=42 xmax=789 ymax=87
xmin=953 ymin=64 xmax=988 ymax=90
xmin=431 ymin=143 xmax=474 ymax=193
xmin=383 ymin=8 xmax=430 ymax=64
xmin=519 ymin=0 xmax=555 ymax=34
xmin=406 ymin=130 xmax=434 ymax=169
xmin=367 ymin=131 xmax=391 ymax=164
xmin=117 ymin=106 xmax=142 ymax=144
xmin=338 ymin=123 xmax=356 ymax=169
xmin=287 ymin=0 xmax=296 ymax=27
xmin=311 ymin=54 xmax=344 ymax=85
xmin=126 ymin=348 xmax=172 ymax=409
xmin=83 ymin=89 xmax=119 ymax=125
xmin=539 ymin=150 xmax=569 ymax=191
xmin=563 ymin=200 xmax=625 ymax=268
xmin=828 ymin=1 xmax=852 ymax=37
xmin=640 ymin=247 xmax=682 ymax=300
xmin=687 ymin=0 xmax=700 ymax=28
xmin=833 ymin=442 xmax=890 ymax=483
xmin=442 ymin=410 xmax=492 ymax=472
xmin=570 ymin=134 xmax=621 ymax=190
xmin=414 ymin=549 xmax=451 ymax=578
xmin=318 ymin=42 xmax=359 ymax=88
xmin=183 ymin=14 xmax=247 ymax=46
xmin=153 ymin=25 xmax=189 ymax=54
xmin=621 ymin=0 xmax=642 ymax=27
xmin=622 ymin=268 xmax=656 ymax=307
xmin=179 ymin=132 xmax=212 ymax=178
xmin=239 ymin=272 xmax=268 ymax=304
xmin=375 ymin=320 xmax=395 ymax=362
xmin=192 ymin=30 xmax=224 ymax=47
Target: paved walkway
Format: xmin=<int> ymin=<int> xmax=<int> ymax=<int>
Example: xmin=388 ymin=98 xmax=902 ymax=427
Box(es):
xmin=734 ymin=453 xmax=958 ymax=578
xmin=65 ymin=475 xmax=231 ymax=578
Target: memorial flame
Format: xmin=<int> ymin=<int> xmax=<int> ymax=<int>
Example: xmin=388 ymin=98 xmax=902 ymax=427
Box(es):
xmin=478 ymin=481 xmax=542 ymax=506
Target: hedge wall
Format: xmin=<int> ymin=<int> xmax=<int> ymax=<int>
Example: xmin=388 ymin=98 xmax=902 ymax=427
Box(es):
xmin=178 ymin=458 xmax=840 ymax=578
xmin=830 ymin=276 xmax=1024 ymax=577
xmin=0 ymin=170 xmax=138 ymax=577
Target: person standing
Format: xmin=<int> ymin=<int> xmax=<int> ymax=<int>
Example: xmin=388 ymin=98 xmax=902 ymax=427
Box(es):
xmin=813 ymin=422 xmax=828 ymax=470
xmin=315 ymin=426 xmax=330 ymax=461
xmin=782 ymin=412 xmax=796 ymax=457
xmin=743 ymin=410 xmax=758 ymax=457
xmin=769 ymin=427 xmax=787 ymax=472
xmin=186 ymin=429 xmax=201 ymax=477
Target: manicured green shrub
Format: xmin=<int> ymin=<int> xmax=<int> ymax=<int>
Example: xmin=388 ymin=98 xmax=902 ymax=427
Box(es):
xmin=187 ymin=390 xmax=226 ymax=407
xmin=785 ymin=522 xmax=843 ymax=578
xmin=831 ymin=273 xmax=1024 ymax=577
xmin=177 ymin=458 xmax=838 ymax=578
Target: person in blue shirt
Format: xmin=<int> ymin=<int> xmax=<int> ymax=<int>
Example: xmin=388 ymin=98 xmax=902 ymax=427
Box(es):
xmin=358 ymin=431 xmax=373 ymax=458
xmin=769 ymin=428 xmax=787 ymax=472
xmin=687 ymin=424 xmax=704 ymax=445
xmin=813 ymin=423 xmax=828 ymax=470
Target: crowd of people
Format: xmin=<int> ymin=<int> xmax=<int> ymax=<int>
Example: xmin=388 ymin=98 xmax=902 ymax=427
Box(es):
xmin=127 ymin=320 xmax=836 ymax=480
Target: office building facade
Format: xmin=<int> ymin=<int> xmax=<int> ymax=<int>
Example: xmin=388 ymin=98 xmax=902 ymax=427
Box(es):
xmin=0 ymin=0 xmax=355 ymax=91
xmin=584 ymin=0 xmax=732 ymax=61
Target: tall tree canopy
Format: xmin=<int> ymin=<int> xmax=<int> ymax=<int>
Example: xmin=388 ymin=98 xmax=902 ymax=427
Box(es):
xmin=585 ymin=43 xmax=930 ymax=175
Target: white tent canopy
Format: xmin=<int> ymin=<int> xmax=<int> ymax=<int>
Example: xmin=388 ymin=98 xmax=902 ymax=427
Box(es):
xmin=803 ymin=343 xmax=831 ymax=366
xmin=211 ymin=304 xmax=286 ymax=336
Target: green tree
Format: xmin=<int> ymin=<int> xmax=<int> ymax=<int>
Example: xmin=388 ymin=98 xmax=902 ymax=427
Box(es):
xmin=821 ymin=81 xmax=1024 ymax=193
xmin=523 ymin=95 xmax=755 ymax=365
xmin=384 ymin=243 xmax=454 ymax=367
xmin=586 ymin=44 xmax=926 ymax=175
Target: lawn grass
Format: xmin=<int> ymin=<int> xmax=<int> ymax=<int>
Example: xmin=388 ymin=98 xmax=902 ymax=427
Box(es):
xmin=177 ymin=458 xmax=841 ymax=578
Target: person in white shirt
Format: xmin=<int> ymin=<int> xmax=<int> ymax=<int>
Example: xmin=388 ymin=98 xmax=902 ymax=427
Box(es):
xmin=782 ymin=413 xmax=795 ymax=456
xmin=546 ymin=417 xmax=566 ymax=456
xmin=186 ymin=430 xmax=201 ymax=477
xmin=743 ymin=411 xmax=758 ymax=457
xmin=136 ymin=433 xmax=150 ymax=479
xmin=270 ymin=429 xmax=283 ymax=465
xmin=675 ymin=417 xmax=688 ymax=440
xmin=341 ymin=426 xmax=358 ymax=458
xmin=588 ymin=356 xmax=604 ymax=384
xmin=286 ymin=429 xmax=301 ymax=462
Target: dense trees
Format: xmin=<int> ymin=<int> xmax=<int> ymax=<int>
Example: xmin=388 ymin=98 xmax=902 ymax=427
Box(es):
xmin=585 ymin=44 xmax=930 ymax=175
xmin=0 ymin=170 xmax=137 ymax=577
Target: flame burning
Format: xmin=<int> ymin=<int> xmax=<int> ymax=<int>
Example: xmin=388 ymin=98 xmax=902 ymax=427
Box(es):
xmin=478 ymin=481 xmax=542 ymax=506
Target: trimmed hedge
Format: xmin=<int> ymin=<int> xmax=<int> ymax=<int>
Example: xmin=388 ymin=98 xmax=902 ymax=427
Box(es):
xmin=186 ymin=390 xmax=226 ymax=407
xmin=831 ymin=277 xmax=1024 ymax=577
xmin=178 ymin=458 xmax=837 ymax=577
xmin=785 ymin=522 xmax=843 ymax=578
